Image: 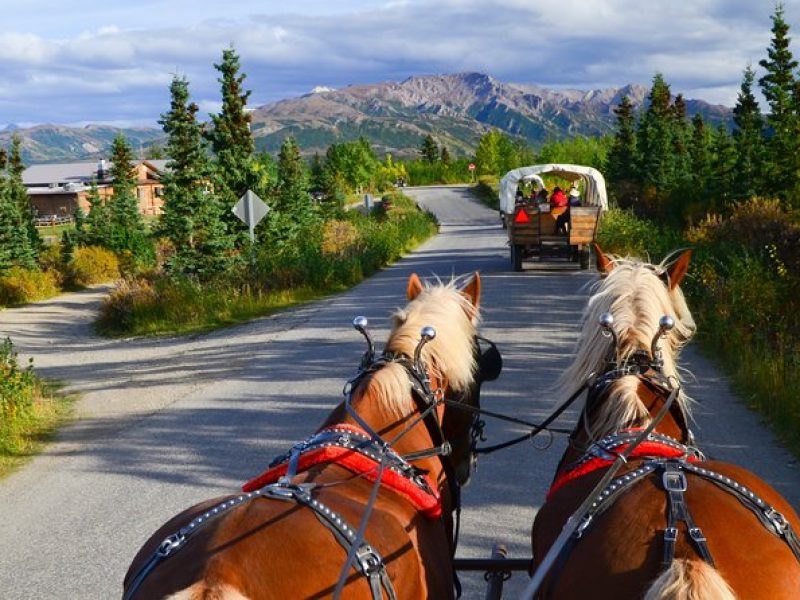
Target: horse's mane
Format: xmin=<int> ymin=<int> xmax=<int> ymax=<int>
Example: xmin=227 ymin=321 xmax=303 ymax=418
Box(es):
xmin=554 ymin=253 xmax=696 ymax=438
xmin=353 ymin=279 xmax=479 ymax=419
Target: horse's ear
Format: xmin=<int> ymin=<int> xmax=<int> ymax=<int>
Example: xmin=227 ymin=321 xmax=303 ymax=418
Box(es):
xmin=460 ymin=272 xmax=481 ymax=310
xmin=407 ymin=273 xmax=424 ymax=300
xmin=666 ymin=249 xmax=692 ymax=290
xmin=593 ymin=243 xmax=614 ymax=275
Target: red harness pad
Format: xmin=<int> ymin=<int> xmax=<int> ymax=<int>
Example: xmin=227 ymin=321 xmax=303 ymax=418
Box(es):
xmin=548 ymin=438 xmax=702 ymax=501
xmin=243 ymin=425 xmax=442 ymax=519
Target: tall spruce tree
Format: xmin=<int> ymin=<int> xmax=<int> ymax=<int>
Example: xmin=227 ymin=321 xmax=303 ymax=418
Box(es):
xmin=107 ymin=134 xmax=152 ymax=261
xmin=440 ymin=145 xmax=451 ymax=164
xmin=82 ymin=183 xmax=112 ymax=247
xmin=205 ymin=46 xmax=255 ymax=237
xmin=159 ymin=75 xmax=233 ymax=278
xmin=637 ymin=74 xmax=677 ymax=197
xmin=262 ymin=137 xmax=315 ymax=249
xmin=420 ymin=134 xmax=438 ymax=163
xmin=710 ymin=124 xmax=737 ymax=210
xmin=759 ymin=4 xmax=800 ymax=201
xmin=686 ymin=113 xmax=713 ymax=215
xmin=309 ymin=152 xmax=325 ymax=193
xmin=8 ymin=135 xmax=40 ymax=258
xmin=606 ymin=95 xmax=639 ymax=204
xmin=671 ymin=94 xmax=691 ymax=174
xmin=733 ymin=66 xmax=765 ymax=200
xmin=0 ymin=163 xmax=35 ymax=271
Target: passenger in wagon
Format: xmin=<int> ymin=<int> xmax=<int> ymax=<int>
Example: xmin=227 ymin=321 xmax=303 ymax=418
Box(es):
xmin=551 ymin=187 xmax=569 ymax=234
xmin=550 ymin=186 xmax=567 ymax=208
xmin=568 ymin=186 xmax=582 ymax=206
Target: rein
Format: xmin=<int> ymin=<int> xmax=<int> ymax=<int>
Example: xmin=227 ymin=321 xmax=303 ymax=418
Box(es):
xmin=443 ymin=386 xmax=581 ymax=455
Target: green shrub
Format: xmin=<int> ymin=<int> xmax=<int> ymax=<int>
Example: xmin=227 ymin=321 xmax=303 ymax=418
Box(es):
xmin=596 ymin=208 xmax=681 ymax=260
xmin=70 ymin=246 xmax=120 ymax=287
xmin=0 ymin=337 xmax=37 ymax=456
xmin=0 ymin=337 xmax=72 ymax=472
xmin=98 ymin=192 xmax=438 ymax=337
xmin=472 ymin=176 xmax=499 ymax=209
xmin=0 ymin=268 xmax=61 ymax=306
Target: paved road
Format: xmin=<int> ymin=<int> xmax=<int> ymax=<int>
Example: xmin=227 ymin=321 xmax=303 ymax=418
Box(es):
xmin=0 ymin=186 xmax=797 ymax=599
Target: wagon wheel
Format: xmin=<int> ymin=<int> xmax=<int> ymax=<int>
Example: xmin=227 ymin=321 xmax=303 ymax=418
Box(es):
xmin=511 ymin=245 xmax=523 ymax=272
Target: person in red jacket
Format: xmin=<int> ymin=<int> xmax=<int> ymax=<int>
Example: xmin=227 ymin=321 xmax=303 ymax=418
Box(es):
xmin=550 ymin=186 xmax=568 ymax=208
xmin=551 ymin=187 xmax=569 ymax=234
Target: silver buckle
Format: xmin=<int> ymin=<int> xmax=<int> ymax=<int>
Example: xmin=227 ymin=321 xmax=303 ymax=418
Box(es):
xmin=688 ymin=527 xmax=707 ymax=543
xmin=662 ymin=470 xmax=687 ymax=492
xmin=664 ymin=527 xmax=678 ymax=542
xmin=574 ymin=514 xmax=593 ymax=539
xmin=766 ymin=509 xmax=790 ymax=535
xmin=157 ymin=533 xmax=185 ymax=557
xmin=356 ymin=545 xmax=383 ymax=575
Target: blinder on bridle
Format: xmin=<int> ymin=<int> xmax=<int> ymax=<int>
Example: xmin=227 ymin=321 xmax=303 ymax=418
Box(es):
xmin=475 ymin=336 xmax=502 ymax=384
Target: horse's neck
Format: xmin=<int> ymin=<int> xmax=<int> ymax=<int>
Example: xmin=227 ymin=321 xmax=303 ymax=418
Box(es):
xmin=559 ymin=381 xmax=688 ymax=469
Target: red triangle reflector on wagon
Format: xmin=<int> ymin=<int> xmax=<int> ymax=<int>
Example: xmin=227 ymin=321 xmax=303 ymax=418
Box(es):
xmin=514 ymin=209 xmax=530 ymax=224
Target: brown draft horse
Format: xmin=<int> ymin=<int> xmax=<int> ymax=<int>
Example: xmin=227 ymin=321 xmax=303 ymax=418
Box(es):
xmin=123 ymin=272 xmax=501 ymax=600
xmin=529 ymin=246 xmax=800 ymax=599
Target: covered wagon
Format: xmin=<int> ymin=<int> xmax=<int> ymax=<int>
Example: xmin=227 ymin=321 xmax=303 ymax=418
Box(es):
xmin=499 ymin=164 xmax=607 ymax=271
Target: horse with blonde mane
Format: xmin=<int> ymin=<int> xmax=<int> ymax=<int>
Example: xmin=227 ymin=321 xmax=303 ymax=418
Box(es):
xmin=123 ymin=272 xmax=501 ymax=599
xmin=529 ymin=245 xmax=800 ymax=599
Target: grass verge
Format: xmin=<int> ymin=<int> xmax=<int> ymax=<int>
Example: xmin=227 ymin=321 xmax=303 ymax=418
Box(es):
xmin=97 ymin=283 xmax=338 ymax=338
xmin=0 ymin=337 xmax=76 ymax=478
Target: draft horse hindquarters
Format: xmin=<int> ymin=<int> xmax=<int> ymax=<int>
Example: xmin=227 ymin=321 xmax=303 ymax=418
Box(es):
xmin=124 ymin=272 xmax=502 ymax=600
xmin=529 ymin=245 xmax=800 ymax=599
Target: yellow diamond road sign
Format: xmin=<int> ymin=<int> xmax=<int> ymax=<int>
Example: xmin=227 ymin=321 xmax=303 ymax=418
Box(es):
xmin=232 ymin=190 xmax=269 ymax=241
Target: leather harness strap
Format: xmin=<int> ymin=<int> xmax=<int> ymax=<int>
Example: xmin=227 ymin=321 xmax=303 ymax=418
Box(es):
xmin=661 ymin=461 xmax=714 ymax=567
xmin=681 ymin=461 xmax=800 ymax=563
xmin=124 ymin=481 xmax=398 ymax=600
xmin=277 ymin=484 xmax=398 ymax=600
xmin=545 ymin=457 xmax=800 ymax=592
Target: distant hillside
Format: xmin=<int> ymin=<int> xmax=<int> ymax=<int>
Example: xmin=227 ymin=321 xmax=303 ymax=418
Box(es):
xmin=250 ymin=72 xmax=733 ymax=157
xmin=0 ymin=124 xmax=163 ymax=165
xmin=3 ymin=72 xmax=733 ymax=163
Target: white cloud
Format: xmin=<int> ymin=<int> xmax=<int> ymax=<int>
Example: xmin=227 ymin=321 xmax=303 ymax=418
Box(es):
xmin=0 ymin=0 xmax=797 ymax=124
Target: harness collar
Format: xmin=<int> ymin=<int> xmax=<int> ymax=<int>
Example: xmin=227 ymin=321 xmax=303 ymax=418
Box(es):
xmin=243 ymin=424 xmax=442 ymax=518
xmin=548 ymin=428 xmax=704 ymax=500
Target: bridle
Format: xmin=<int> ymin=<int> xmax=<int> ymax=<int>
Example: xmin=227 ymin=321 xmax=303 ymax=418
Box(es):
xmin=343 ymin=318 xmax=500 ymax=599
xmin=346 ymin=317 xmax=501 ymax=511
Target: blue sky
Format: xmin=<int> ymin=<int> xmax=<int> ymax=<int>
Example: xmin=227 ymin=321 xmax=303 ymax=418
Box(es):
xmin=0 ymin=0 xmax=797 ymax=128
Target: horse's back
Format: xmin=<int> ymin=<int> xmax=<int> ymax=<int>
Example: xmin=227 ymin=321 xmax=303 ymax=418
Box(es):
xmin=533 ymin=461 xmax=800 ymax=599
xmin=124 ymin=482 xmax=450 ymax=599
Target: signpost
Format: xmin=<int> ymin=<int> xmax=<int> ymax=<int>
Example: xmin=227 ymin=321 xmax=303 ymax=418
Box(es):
xmin=232 ymin=190 xmax=269 ymax=242
xmin=468 ymin=162 xmax=476 ymax=183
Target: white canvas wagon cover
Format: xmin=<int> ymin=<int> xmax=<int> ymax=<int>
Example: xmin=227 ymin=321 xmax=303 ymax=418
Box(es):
xmin=498 ymin=164 xmax=608 ymax=214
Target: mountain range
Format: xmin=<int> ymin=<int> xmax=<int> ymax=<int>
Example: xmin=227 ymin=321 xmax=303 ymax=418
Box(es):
xmin=2 ymin=72 xmax=733 ymax=164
